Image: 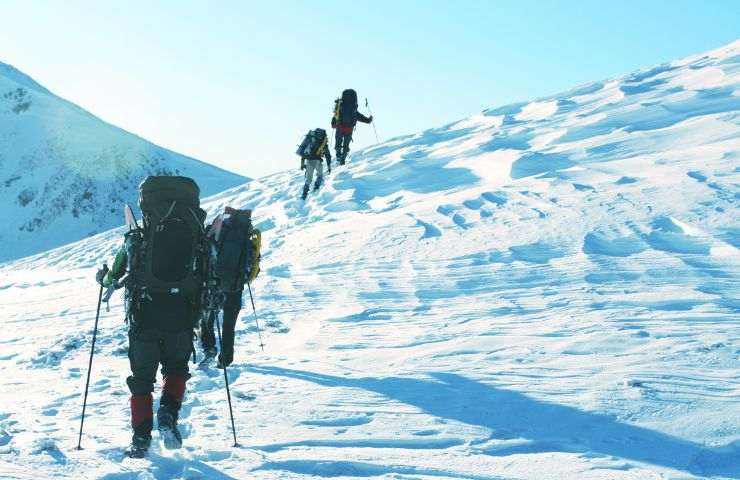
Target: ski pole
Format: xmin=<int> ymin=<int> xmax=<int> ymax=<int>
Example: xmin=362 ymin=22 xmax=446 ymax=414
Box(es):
xmin=365 ymin=97 xmax=379 ymax=143
xmin=215 ymin=311 xmax=239 ymax=447
xmin=77 ymin=264 xmax=107 ymax=450
xmin=246 ymin=282 xmax=265 ymax=351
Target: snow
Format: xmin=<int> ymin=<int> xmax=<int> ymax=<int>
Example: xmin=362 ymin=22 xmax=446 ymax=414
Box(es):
xmin=0 ymin=40 xmax=739 ymax=479
xmin=0 ymin=61 xmax=247 ymax=262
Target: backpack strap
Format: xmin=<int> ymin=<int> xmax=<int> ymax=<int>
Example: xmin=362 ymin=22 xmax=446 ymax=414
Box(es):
xmin=187 ymin=207 xmax=207 ymax=235
xmin=161 ymin=200 xmax=177 ymax=222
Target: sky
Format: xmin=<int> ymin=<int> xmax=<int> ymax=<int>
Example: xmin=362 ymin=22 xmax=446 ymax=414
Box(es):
xmin=0 ymin=0 xmax=738 ymax=180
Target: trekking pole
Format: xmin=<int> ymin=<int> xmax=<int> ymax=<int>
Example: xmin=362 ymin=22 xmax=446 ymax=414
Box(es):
xmin=365 ymin=97 xmax=379 ymax=144
xmin=246 ymin=282 xmax=265 ymax=351
xmin=77 ymin=264 xmax=107 ymax=450
xmin=215 ymin=311 xmax=239 ymax=447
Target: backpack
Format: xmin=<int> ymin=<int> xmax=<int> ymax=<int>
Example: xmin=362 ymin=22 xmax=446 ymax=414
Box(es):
xmin=214 ymin=208 xmax=261 ymax=292
xmin=296 ymin=128 xmax=328 ymax=158
xmin=337 ymin=89 xmax=358 ymax=128
xmin=124 ymin=176 xmax=207 ymax=313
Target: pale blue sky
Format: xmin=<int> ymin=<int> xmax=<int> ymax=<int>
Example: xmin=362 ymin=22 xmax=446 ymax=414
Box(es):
xmin=1 ymin=1 xmax=738 ymax=179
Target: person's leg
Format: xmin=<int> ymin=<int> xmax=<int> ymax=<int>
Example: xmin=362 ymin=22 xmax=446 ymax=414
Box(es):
xmin=160 ymin=330 xmax=192 ymax=412
xmin=200 ymin=311 xmax=216 ymax=358
xmin=127 ymin=329 xmax=160 ymax=440
xmin=343 ymin=132 xmax=353 ymax=162
xmin=302 ymin=160 xmax=316 ymax=199
xmin=219 ymin=290 xmax=242 ymax=367
xmin=335 ymin=128 xmax=343 ymax=160
xmin=158 ymin=330 xmax=193 ymax=447
xmin=314 ymin=160 xmax=324 ymax=190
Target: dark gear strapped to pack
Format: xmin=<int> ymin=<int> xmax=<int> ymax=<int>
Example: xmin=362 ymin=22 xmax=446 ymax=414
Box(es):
xmin=99 ymin=176 xmax=209 ymax=458
xmin=200 ymin=207 xmax=261 ymax=368
xmin=331 ymin=89 xmax=373 ymax=165
xmin=297 ymin=128 xmax=332 ymax=200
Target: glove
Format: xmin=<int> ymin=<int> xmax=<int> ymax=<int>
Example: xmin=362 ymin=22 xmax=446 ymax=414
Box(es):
xmin=300 ymin=158 xmax=306 ymax=170
xmin=369 ymin=115 xmax=373 ymax=123
xmin=95 ymin=264 xmax=109 ymax=286
xmin=331 ymin=117 xmax=337 ymax=128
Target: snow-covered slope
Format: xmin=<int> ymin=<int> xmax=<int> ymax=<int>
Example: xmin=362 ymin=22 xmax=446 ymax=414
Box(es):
xmin=0 ymin=41 xmax=739 ymax=479
xmin=0 ymin=61 xmax=247 ymax=262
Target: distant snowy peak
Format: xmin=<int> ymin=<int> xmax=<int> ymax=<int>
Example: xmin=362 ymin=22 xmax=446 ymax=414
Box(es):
xmin=0 ymin=61 xmax=50 ymax=96
xmin=0 ymin=60 xmax=247 ymax=262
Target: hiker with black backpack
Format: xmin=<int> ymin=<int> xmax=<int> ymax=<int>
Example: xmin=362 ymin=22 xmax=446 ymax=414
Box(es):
xmin=297 ymin=127 xmax=332 ymax=200
xmin=200 ymin=206 xmax=261 ymax=368
xmin=96 ymin=176 xmax=209 ymax=458
xmin=331 ymin=88 xmax=373 ymax=165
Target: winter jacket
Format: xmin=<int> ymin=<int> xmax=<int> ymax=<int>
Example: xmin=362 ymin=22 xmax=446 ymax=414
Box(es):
xmin=332 ymin=107 xmax=372 ymax=133
xmin=300 ymin=141 xmax=332 ymax=170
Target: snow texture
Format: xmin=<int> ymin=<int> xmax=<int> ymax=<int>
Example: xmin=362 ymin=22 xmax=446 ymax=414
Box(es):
xmin=0 ymin=60 xmax=247 ymax=262
xmin=0 ymin=41 xmax=739 ymax=479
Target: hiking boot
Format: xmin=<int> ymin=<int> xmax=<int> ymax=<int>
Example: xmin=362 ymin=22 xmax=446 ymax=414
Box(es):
xmin=217 ymin=349 xmax=233 ymax=369
xmin=203 ymin=347 xmax=217 ymax=360
xmin=157 ymin=405 xmax=182 ymax=449
xmin=125 ymin=433 xmax=151 ymax=458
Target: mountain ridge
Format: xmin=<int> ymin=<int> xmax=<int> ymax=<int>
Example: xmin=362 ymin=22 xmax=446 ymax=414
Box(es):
xmin=0 ymin=60 xmax=247 ymax=262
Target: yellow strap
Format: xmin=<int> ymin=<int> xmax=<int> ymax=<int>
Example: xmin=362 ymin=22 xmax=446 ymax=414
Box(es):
xmin=316 ymin=137 xmax=327 ymax=156
xmin=333 ymin=98 xmax=341 ymax=121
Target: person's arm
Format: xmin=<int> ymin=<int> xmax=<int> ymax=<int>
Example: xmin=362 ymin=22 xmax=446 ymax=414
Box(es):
xmin=101 ymin=245 xmax=127 ymax=287
xmin=356 ymin=112 xmax=372 ymax=124
xmin=245 ymin=230 xmax=261 ymax=284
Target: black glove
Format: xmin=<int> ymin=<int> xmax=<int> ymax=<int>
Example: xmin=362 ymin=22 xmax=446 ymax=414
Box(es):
xmin=95 ymin=264 xmax=109 ymax=286
xmin=369 ymin=115 xmax=374 ymax=123
xmin=300 ymin=158 xmax=306 ymax=170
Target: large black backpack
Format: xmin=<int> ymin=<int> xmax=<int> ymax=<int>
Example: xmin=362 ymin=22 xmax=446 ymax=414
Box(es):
xmin=337 ymin=89 xmax=358 ymax=128
xmin=214 ymin=210 xmax=256 ymax=292
xmin=296 ymin=128 xmax=328 ymax=158
xmin=127 ymin=176 xmax=207 ymax=302
xmin=331 ymin=88 xmax=357 ymax=128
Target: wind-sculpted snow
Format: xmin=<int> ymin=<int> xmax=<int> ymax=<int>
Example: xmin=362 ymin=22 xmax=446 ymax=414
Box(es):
xmin=0 ymin=41 xmax=739 ymax=479
xmin=0 ymin=61 xmax=246 ymax=262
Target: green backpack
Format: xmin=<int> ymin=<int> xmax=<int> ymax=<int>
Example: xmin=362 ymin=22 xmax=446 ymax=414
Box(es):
xmin=126 ymin=176 xmax=207 ymax=302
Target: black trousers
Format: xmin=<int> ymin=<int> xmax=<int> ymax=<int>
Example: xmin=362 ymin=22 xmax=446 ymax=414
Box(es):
xmin=200 ymin=290 xmax=242 ymax=356
xmin=335 ymin=129 xmax=353 ymax=163
xmin=127 ymin=329 xmax=193 ymax=395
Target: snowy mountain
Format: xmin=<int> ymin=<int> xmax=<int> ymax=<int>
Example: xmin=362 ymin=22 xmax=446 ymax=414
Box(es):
xmin=0 ymin=61 xmax=247 ymax=262
xmin=0 ymin=41 xmax=738 ymax=479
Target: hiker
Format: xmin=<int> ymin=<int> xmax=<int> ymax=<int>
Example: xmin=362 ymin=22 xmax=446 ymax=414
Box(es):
xmin=297 ymin=127 xmax=332 ymax=200
xmin=200 ymin=206 xmax=261 ymax=368
xmin=96 ymin=176 xmax=208 ymax=458
xmin=331 ymin=88 xmax=373 ymax=165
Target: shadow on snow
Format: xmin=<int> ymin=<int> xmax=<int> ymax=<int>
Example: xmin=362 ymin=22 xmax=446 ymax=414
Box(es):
xmin=249 ymin=366 xmax=739 ymax=478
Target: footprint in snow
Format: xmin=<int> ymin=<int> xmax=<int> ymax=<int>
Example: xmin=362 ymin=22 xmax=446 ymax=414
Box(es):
xmin=30 ymin=334 xmax=86 ymax=369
